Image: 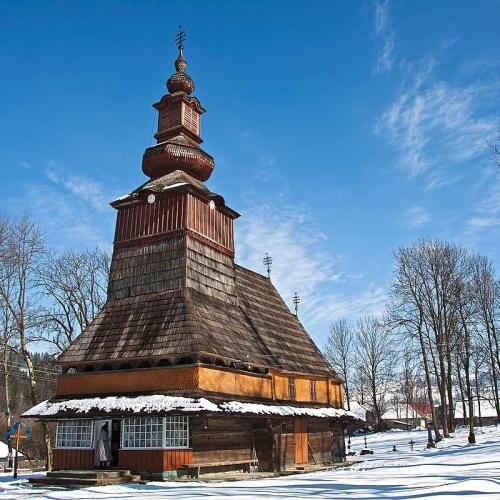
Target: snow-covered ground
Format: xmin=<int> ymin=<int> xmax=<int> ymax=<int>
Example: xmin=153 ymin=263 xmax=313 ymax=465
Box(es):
xmin=1 ymin=425 xmax=499 ymax=499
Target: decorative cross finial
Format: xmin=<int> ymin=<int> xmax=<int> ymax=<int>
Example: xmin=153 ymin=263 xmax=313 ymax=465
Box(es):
xmin=263 ymin=253 xmax=273 ymax=279
xmin=292 ymin=291 xmax=301 ymax=318
xmin=175 ymin=26 xmax=186 ymax=52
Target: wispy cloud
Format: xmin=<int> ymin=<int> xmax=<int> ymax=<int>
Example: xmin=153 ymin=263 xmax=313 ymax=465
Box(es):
xmin=374 ymin=0 xmax=396 ymax=73
xmin=235 ymin=200 xmax=386 ymax=336
xmin=404 ymin=206 xmax=430 ymax=228
xmin=11 ymin=162 xmax=124 ymax=252
xmin=44 ymin=166 xmax=108 ymax=212
xmin=18 ymin=161 xmax=30 ymax=170
xmin=377 ymin=56 xmax=499 ymax=179
xmin=466 ymin=167 xmax=500 ymax=231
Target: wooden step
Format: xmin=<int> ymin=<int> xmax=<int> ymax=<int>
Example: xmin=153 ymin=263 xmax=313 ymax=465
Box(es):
xmin=30 ymin=470 xmax=138 ymax=488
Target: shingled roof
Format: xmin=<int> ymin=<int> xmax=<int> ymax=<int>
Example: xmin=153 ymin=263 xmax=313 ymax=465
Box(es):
xmin=59 ymin=265 xmax=335 ymax=378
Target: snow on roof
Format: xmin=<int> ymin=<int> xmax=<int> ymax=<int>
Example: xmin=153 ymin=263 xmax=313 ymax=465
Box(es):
xmin=162 ymin=182 xmax=188 ymax=191
xmin=23 ymin=395 xmax=364 ymax=421
xmin=349 ymin=401 xmax=370 ymax=420
xmin=220 ymin=401 xmax=363 ymax=420
xmin=112 ymin=192 xmax=133 ymax=202
xmin=454 ymin=399 xmax=498 ymax=418
xmin=23 ymin=395 xmax=220 ymax=417
xmin=0 ymin=441 xmax=23 ymax=459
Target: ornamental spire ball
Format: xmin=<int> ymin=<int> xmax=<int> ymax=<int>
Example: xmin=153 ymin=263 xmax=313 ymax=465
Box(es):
xmin=167 ymin=26 xmax=195 ymax=95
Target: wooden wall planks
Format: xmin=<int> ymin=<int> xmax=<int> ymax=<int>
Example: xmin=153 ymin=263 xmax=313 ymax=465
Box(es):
xmin=114 ymin=193 xmax=234 ymax=254
xmin=53 ymin=449 xmax=94 ymax=470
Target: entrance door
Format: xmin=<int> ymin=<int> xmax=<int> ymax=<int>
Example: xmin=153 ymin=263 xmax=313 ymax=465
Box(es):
xmin=294 ymin=418 xmax=308 ymax=464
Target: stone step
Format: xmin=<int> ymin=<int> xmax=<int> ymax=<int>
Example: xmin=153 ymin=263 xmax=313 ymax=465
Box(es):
xmin=47 ymin=469 xmax=131 ymax=480
xmin=30 ymin=471 xmax=138 ymax=488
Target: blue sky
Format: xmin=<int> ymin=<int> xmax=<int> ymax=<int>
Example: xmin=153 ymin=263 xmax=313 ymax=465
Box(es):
xmin=1 ymin=0 xmax=499 ymax=348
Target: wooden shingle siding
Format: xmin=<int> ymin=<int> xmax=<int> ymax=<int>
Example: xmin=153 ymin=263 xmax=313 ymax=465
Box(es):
xmin=60 ymin=246 xmax=337 ymax=379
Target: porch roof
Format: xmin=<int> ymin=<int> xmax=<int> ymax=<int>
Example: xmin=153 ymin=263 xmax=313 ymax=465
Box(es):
xmin=23 ymin=394 xmax=363 ymax=422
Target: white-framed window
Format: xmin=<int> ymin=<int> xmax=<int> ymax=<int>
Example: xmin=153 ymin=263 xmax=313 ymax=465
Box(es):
xmin=122 ymin=417 xmax=163 ymax=449
xmin=121 ymin=416 xmax=189 ymax=449
xmin=56 ymin=420 xmax=94 ymax=448
xmin=164 ymin=416 xmax=189 ymax=448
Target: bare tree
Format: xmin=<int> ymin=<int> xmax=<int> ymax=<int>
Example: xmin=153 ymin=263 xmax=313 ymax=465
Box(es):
xmin=471 ymin=255 xmax=500 ymax=423
xmin=324 ymin=318 xmax=355 ymax=410
xmin=355 ymin=316 xmax=395 ymax=431
xmin=37 ymin=248 xmax=109 ymax=352
xmin=389 ymin=245 xmax=442 ymax=441
xmin=0 ymin=215 xmax=52 ymax=469
xmin=453 ymin=253 xmax=478 ymax=443
xmin=0 ymin=215 xmax=17 ymax=467
xmin=489 ymin=129 xmax=500 ymax=167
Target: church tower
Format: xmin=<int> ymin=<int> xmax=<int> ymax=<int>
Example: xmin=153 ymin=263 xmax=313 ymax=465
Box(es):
xmin=25 ymin=32 xmax=359 ymax=479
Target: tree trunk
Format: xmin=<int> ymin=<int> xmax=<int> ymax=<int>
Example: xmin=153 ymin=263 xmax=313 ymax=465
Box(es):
xmin=457 ymin=362 xmax=467 ymax=427
xmin=438 ymin=350 xmax=449 ymax=437
xmin=474 ymin=366 xmax=482 ymax=428
xmin=446 ymin=349 xmax=455 ymax=431
xmin=486 ymin=323 xmax=500 ymax=423
xmin=2 ymin=347 xmax=12 ymax=468
xmin=417 ymin=322 xmax=441 ymax=440
xmin=345 ymin=381 xmax=351 ymax=411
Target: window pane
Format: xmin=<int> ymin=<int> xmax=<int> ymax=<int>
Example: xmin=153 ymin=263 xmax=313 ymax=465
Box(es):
xmin=164 ymin=416 xmax=189 ymax=449
xmin=122 ymin=417 xmax=163 ymax=449
xmin=56 ymin=420 xmax=93 ymax=448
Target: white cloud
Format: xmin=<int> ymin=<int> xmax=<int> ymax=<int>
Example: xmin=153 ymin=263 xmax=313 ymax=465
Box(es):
xmin=466 ymin=168 xmax=500 ymax=231
xmin=63 ymin=176 xmax=108 ymax=212
xmin=235 ymin=201 xmax=386 ymax=331
xmin=404 ymin=206 xmax=430 ymax=228
xmin=374 ymin=0 xmax=396 ymax=73
xmin=44 ymin=166 xmax=108 ymax=212
xmin=377 ymin=58 xmax=499 ymax=178
xmin=374 ymin=0 xmax=389 ymax=34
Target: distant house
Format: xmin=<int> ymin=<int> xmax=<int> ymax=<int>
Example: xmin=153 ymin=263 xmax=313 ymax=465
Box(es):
xmin=0 ymin=441 xmax=22 ymax=464
xmin=382 ymin=402 xmax=432 ymax=430
xmin=348 ymin=402 xmax=376 ymax=431
xmin=454 ymin=399 xmax=498 ymax=426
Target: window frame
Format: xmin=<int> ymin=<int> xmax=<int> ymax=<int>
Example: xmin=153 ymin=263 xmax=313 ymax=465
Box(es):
xmin=55 ymin=419 xmax=95 ymax=449
xmin=310 ymin=380 xmax=317 ymax=402
xmin=288 ymin=377 xmax=296 ymax=399
xmin=120 ymin=416 xmax=190 ymax=450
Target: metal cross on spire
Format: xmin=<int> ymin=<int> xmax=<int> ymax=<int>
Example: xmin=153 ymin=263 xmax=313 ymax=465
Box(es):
xmin=263 ymin=253 xmax=273 ymax=279
xmin=292 ymin=291 xmax=301 ymax=318
xmin=175 ymin=25 xmax=186 ymax=51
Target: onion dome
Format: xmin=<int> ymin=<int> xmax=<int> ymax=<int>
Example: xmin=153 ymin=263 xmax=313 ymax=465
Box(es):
xmin=167 ymin=49 xmax=195 ymax=95
xmin=142 ymin=135 xmax=214 ymax=181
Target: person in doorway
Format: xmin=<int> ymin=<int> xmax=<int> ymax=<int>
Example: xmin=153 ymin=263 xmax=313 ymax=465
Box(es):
xmin=96 ymin=422 xmax=112 ymax=469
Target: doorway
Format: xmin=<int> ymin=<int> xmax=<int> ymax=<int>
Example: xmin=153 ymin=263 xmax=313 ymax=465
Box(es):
xmin=94 ymin=419 xmax=116 ymax=467
xmin=294 ymin=418 xmax=308 ymax=464
xmin=110 ymin=420 xmax=121 ymax=467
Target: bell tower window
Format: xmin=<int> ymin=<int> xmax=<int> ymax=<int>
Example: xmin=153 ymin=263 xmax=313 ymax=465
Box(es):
xmin=183 ymin=105 xmax=199 ymax=135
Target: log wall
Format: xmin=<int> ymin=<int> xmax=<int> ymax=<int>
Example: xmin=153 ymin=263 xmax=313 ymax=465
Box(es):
xmin=191 ymin=416 xmax=253 ymax=465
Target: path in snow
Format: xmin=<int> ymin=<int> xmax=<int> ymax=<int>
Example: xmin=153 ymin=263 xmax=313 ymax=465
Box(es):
xmin=0 ymin=425 xmax=498 ymax=499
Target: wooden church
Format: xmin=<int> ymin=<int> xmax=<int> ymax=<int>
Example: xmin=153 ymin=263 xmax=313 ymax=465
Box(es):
xmin=25 ymin=34 xmax=359 ymax=478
